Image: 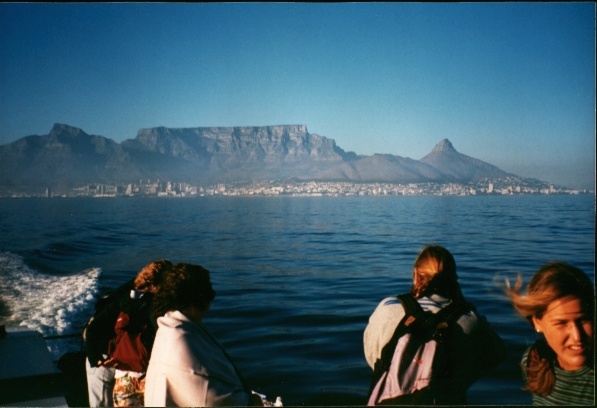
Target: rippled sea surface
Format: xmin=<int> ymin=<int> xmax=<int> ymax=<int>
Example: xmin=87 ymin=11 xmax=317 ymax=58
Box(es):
xmin=0 ymin=194 xmax=594 ymax=405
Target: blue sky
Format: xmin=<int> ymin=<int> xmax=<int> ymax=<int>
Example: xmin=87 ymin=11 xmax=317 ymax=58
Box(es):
xmin=1 ymin=3 xmax=595 ymax=189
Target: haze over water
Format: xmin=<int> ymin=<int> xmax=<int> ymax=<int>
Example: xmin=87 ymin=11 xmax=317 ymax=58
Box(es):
xmin=0 ymin=194 xmax=594 ymax=405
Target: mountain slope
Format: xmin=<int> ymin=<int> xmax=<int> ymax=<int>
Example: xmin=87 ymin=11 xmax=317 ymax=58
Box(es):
xmin=0 ymin=124 xmax=144 ymax=189
xmin=420 ymin=139 xmax=511 ymax=181
xmin=1 ymin=124 xmax=520 ymax=193
xmin=315 ymin=154 xmax=447 ymax=183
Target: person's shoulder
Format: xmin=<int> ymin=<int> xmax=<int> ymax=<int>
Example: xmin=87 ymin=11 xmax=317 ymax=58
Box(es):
xmin=371 ymin=296 xmax=404 ymax=320
xmin=378 ymin=296 xmax=402 ymax=308
xmin=157 ymin=311 xmax=193 ymax=330
xmin=451 ymin=302 xmax=482 ymax=332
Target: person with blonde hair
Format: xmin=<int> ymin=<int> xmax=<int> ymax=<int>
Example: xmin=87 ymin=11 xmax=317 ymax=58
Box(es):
xmin=505 ymin=261 xmax=594 ymax=405
xmin=364 ymin=244 xmax=505 ymax=404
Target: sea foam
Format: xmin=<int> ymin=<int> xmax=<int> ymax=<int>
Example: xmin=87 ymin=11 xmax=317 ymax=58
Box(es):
xmin=0 ymin=252 xmax=100 ymax=337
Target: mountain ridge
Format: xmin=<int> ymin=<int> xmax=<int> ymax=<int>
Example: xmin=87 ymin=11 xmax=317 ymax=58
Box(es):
xmin=1 ymin=123 xmax=526 ymax=194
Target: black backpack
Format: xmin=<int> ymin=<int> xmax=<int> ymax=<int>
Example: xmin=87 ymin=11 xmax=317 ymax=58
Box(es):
xmin=367 ymin=293 xmax=470 ymax=405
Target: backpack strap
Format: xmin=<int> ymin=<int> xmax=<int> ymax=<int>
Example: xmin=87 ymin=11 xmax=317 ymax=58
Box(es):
xmin=368 ymin=293 xmax=429 ymax=398
xmin=432 ymin=299 xmax=470 ymax=330
xmin=400 ymin=293 xmax=470 ymax=334
xmin=401 ymin=294 xmax=471 ymax=404
xmin=397 ymin=293 xmax=425 ymax=324
xmin=380 ymin=294 xmax=422 ymax=367
xmin=368 ymin=295 xmax=412 ymax=398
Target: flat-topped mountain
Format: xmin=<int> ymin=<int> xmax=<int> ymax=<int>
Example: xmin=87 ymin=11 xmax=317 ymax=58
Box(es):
xmin=1 ymin=123 xmax=517 ymax=194
xmin=124 ymin=125 xmax=352 ymax=162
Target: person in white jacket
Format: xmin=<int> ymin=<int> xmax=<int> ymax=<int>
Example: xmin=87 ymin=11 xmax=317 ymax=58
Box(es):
xmin=145 ymin=263 xmax=263 ymax=407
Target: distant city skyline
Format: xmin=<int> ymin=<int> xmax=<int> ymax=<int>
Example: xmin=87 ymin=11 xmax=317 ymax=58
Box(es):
xmin=1 ymin=3 xmax=594 ymax=189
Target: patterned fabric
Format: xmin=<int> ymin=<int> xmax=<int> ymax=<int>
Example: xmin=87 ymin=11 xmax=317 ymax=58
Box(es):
xmin=522 ymin=348 xmax=594 ymax=406
xmin=113 ymin=372 xmax=146 ymax=407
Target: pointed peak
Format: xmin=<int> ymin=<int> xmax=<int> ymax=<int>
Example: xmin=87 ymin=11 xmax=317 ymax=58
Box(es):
xmin=431 ymin=139 xmax=456 ymax=153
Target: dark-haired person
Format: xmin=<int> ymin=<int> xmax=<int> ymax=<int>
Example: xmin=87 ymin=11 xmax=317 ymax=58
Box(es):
xmin=84 ymin=259 xmax=172 ymax=407
xmin=364 ymin=244 xmax=506 ymax=405
xmin=145 ymin=263 xmax=263 ymax=406
xmin=505 ymin=262 xmax=594 ymax=405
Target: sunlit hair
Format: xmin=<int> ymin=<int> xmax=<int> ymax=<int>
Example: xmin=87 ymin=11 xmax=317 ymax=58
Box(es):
xmin=410 ymin=244 xmax=464 ymax=301
xmin=505 ymin=261 xmax=595 ymax=396
xmin=152 ymin=262 xmax=216 ymax=319
xmin=505 ymin=261 xmax=594 ymax=322
xmin=133 ymin=259 xmax=173 ymax=292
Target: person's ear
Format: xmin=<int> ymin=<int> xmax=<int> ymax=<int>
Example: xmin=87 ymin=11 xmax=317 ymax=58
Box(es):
xmin=532 ymin=316 xmax=543 ymax=333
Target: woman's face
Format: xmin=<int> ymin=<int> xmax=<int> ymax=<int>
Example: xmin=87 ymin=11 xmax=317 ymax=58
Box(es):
xmin=533 ymin=296 xmax=593 ymax=371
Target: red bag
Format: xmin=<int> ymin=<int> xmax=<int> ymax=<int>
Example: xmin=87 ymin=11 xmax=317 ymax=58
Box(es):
xmin=108 ymin=311 xmax=149 ymax=372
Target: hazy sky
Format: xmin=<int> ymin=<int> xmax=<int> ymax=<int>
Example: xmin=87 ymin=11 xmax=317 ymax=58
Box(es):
xmin=1 ymin=3 xmax=595 ymax=189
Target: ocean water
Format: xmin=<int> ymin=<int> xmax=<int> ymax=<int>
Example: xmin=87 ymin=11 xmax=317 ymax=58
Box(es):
xmin=0 ymin=194 xmax=594 ymax=406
